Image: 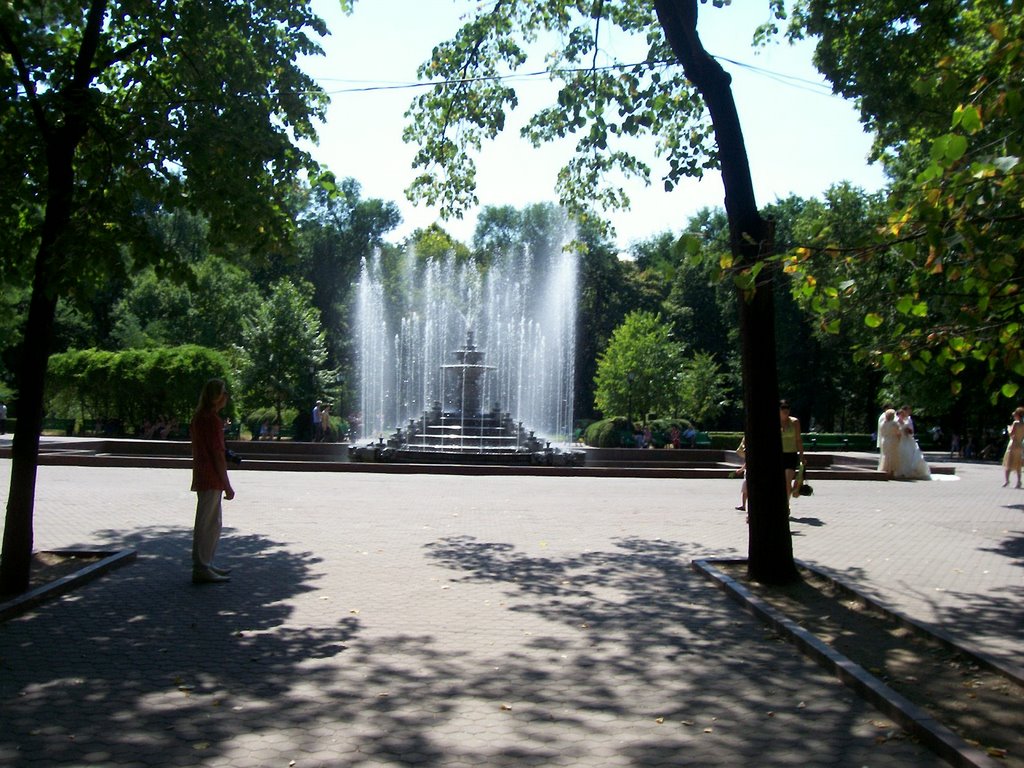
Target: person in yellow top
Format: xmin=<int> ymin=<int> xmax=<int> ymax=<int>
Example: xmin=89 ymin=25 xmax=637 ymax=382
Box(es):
xmin=780 ymin=400 xmax=804 ymax=498
xmin=1002 ymin=406 xmax=1024 ymax=488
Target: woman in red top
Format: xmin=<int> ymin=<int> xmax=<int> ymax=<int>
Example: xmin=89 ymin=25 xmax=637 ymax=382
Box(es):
xmin=190 ymin=378 xmax=235 ymax=584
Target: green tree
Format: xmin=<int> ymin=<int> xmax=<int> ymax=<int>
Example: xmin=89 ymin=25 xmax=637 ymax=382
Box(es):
xmin=787 ymin=0 xmax=1005 ymax=163
xmin=787 ymin=2 xmax=1024 ymax=407
xmin=674 ymin=350 xmax=731 ymax=427
xmin=594 ymin=311 xmax=683 ymax=423
xmin=0 ymin=0 xmax=341 ymax=593
xmin=298 ymin=177 xmax=402 ymax=371
xmin=109 ymin=257 xmax=261 ymax=350
xmin=405 ymin=0 xmax=797 ymax=583
xmin=574 ymin=219 xmax=640 ymax=420
xmin=236 ymin=279 xmax=335 ymax=436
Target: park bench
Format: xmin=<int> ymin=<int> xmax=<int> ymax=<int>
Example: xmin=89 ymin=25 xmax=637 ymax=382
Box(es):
xmin=804 ymin=434 xmax=875 ymax=452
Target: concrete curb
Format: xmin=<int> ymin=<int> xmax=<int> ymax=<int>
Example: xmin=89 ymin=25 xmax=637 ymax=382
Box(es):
xmin=692 ymin=557 xmax=1003 ymax=768
xmin=790 ymin=559 xmax=1024 ymax=688
xmin=0 ymin=549 xmax=136 ymax=623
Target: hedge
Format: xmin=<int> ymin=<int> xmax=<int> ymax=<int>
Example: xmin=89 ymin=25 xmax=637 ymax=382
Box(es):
xmin=583 ymin=416 xmax=696 ymax=448
xmin=46 ymin=345 xmax=234 ymax=436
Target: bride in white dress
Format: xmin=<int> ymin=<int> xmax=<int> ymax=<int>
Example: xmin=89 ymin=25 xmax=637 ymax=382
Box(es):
xmin=895 ymin=406 xmax=932 ymax=480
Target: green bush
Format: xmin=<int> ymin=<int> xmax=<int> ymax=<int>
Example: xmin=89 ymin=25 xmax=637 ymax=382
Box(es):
xmin=46 ymin=345 xmax=234 ymax=435
xmin=245 ymin=407 xmax=298 ymax=439
xmin=708 ymin=432 xmax=744 ymax=450
xmin=646 ymin=417 xmax=695 ymax=448
xmin=583 ymin=417 xmax=633 ymax=447
xmin=574 ymin=419 xmax=597 ymax=443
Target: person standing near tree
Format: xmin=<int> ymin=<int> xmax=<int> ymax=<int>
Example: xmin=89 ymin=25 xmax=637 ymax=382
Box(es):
xmin=312 ymin=400 xmax=323 ymax=442
xmin=780 ymin=400 xmax=804 ymax=499
xmin=1002 ymin=407 xmax=1024 ymax=488
xmin=190 ymin=378 xmax=235 ymax=585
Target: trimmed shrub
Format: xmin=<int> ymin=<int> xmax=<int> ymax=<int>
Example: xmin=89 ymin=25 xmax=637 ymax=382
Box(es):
xmin=708 ymin=432 xmax=744 ymax=450
xmin=645 ymin=417 xmax=694 ymax=448
xmin=583 ymin=416 xmax=634 ymax=447
xmin=246 ymin=407 xmax=298 ymax=439
xmin=45 ymin=345 xmax=234 ymax=435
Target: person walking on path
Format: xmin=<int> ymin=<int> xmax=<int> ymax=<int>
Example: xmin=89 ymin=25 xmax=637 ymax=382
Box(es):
xmin=190 ymin=378 xmax=235 ymax=584
xmin=1002 ymin=406 xmax=1024 ymax=488
xmin=780 ymin=400 xmax=804 ymax=499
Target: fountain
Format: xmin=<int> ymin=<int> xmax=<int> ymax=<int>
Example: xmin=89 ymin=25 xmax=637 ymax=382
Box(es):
xmin=351 ymin=239 xmax=582 ymax=466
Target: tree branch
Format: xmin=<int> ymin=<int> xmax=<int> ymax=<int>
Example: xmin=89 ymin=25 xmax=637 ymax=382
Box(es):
xmin=0 ymin=20 xmax=49 ymax=137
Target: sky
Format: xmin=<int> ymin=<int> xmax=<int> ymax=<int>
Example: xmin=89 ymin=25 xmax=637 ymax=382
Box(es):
xmin=298 ymin=1 xmax=888 ymax=252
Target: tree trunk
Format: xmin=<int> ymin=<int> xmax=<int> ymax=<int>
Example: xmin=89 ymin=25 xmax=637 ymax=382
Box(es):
xmin=0 ymin=135 xmax=77 ymax=594
xmin=654 ymin=0 xmax=798 ymax=584
xmin=1 ymin=282 xmax=58 ymax=594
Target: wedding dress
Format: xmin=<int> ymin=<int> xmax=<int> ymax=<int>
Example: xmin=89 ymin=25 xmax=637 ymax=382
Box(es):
xmin=895 ymin=417 xmax=932 ymax=480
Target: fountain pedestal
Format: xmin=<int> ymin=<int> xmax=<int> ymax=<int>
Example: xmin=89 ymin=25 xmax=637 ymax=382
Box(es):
xmin=351 ymin=332 xmax=583 ymax=466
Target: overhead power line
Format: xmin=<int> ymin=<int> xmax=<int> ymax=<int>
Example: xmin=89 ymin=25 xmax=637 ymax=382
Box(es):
xmin=310 ymin=53 xmax=835 ymax=98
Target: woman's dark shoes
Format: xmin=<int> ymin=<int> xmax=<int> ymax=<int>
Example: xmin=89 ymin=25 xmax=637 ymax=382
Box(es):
xmin=192 ymin=568 xmax=230 ymax=584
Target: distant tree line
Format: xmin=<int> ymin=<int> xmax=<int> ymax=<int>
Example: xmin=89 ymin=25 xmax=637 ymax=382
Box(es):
xmin=0 ymin=185 xmax=1013 ymax=442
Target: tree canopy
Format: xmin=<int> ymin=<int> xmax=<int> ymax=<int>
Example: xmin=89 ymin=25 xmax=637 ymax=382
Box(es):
xmin=785 ymin=0 xmax=1024 ymax=402
xmin=403 ymin=0 xmax=724 ymax=229
xmin=1 ymin=0 xmax=344 ymax=593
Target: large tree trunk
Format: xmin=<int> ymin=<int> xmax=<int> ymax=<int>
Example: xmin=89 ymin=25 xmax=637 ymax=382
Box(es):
xmin=0 ymin=2 xmax=105 ymax=594
xmin=1 ymin=279 xmax=59 ymax=594
xmin=654 ymin=0 xmax=797 ymax=584
xmin=0 ymin=141 xmax=72 ymax=594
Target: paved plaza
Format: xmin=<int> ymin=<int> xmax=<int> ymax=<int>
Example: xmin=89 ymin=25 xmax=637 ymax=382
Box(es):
xmin=0 ymin=457 xmax=1020 ymax=767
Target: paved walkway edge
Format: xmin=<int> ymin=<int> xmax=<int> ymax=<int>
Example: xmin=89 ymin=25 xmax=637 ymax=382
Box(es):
xmin=0 ymin=549 xmax=136 ymax=623
xmin=692 ymin=557 xmax=1002 ymax=768
xmin=791 ymin=559 xmax=1024 ymax=688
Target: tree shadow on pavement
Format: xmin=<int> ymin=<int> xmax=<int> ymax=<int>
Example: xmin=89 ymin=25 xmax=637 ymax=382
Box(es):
xmin=983 ymin=528 xmax=1024 ymax=567
xmin=0 ymin=525 xmax=359 ymax=766
xmin=407 ymin=535 xmax=943 ymax=766
xmin=0 ymin=529 xmax=944 ymax=767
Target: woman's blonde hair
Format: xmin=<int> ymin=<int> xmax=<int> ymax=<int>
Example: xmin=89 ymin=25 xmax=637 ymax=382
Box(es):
xmin=194 ymin=378 xmax=227 ymax=417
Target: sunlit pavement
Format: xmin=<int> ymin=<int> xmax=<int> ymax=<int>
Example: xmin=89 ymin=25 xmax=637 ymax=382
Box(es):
xmin=0 ymin=457 xmax=1016 ymax=767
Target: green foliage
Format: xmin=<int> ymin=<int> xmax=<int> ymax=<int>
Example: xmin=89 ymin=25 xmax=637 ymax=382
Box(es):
xmin=45 ymin=345 xmax=232 ymax=431
xmin=787 ymin=6 xmax=1024 ymax=405
xmin=582 ymin=416 xmax=633 ymax=447
xmin=235 ymin=278 xmax=336 ymax=426
xmin=787 ymin=0 xmax=1005 ymax=161
xmin=408 ymin=224 xmax=473 ymax=264
xmin=645 ymin=417 xmax=696 ymax=448
xmin=674 ymin=351 xmax=730 ymax=426
xmin=244 ymin=407 xmax=298 ymax=438
xmin=0 ymin=0 xmax=336 ymax=294
xmin=402 ymin=1 xmax=750 ymax=233
xmin=109 ymin=257 xmax=261 ymax=350
xmin=594 ymin=310 xmax=683 ymax=422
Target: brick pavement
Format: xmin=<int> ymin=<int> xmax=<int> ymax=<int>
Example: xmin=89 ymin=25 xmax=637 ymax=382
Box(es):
xmin=0 ymin=457 xmax=1018 ymax=767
